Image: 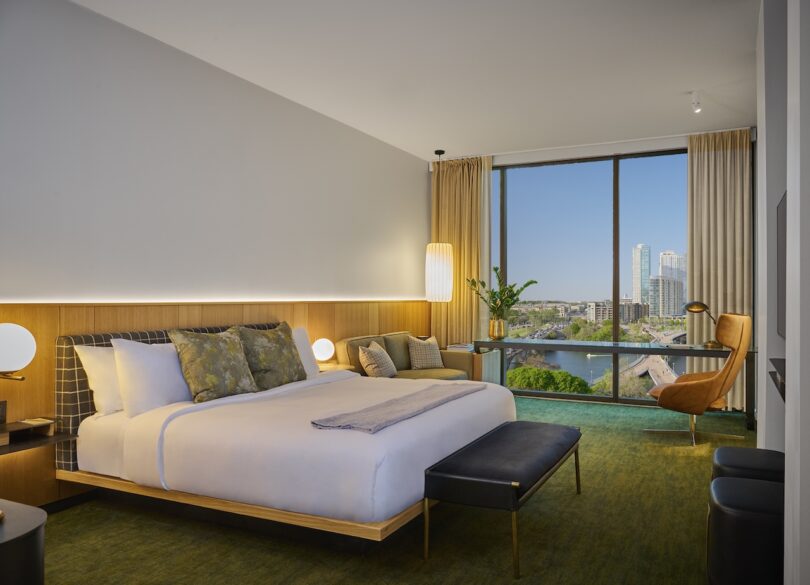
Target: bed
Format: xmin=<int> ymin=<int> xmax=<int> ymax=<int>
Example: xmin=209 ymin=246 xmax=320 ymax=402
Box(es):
xmin=55 ymin=324 xmax=516 ymax=540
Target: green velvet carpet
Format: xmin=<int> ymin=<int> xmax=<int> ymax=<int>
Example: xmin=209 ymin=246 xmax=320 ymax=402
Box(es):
xmin=44 ymin=398 xmax=754 ymax=584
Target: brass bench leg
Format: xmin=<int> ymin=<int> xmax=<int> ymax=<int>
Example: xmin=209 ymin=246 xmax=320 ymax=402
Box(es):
xmin=512 ymin=510 xmax=520 ymax=579
xmin=423 ymin=498 xmax=430 ymax=560
xmin=574 ymin=447 xmax=581 ymax=494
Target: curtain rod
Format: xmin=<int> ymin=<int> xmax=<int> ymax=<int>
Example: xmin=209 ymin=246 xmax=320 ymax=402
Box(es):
xmin=430 ymin=126 xmax=756 ymax=168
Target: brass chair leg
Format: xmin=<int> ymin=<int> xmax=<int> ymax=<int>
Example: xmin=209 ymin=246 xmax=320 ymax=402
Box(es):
xmin=574 ymin=447 xmax=581 ymax=494
xmin=423 ymin=498 xmax=430 ymax=560
xmin=689 ymin=415 xmax=697 ymax=446
xmin=512 ymin=510 xmax=520 ymax=579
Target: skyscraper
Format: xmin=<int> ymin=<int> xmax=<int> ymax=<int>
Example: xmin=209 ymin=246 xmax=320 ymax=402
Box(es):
xmin=659 ymin=250 xmax=686 ymax=282
xmin=632 ymin=244 xmax=650 ymax=304
xmin=649 ymin=275 xmax=685 ymax=318
xmin=659 ymin=251 xmax=686 ymax=314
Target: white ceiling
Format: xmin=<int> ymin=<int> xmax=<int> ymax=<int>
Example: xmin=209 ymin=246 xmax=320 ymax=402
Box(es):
xmin=72 ymin=0 xmax=760 ymax=161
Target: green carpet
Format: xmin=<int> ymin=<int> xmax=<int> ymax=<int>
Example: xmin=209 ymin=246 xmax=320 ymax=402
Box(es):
xmin=44 ymin=398 xmax=754 ymax=584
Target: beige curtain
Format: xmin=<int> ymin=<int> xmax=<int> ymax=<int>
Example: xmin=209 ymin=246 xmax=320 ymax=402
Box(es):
xmin=431 ymin=156 xmax=492 ymax=347
xmin=687 ymin=129 xmax=752 ymax=410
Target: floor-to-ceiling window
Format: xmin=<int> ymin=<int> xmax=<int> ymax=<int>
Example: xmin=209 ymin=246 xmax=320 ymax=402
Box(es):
xmin=491 ymin=150 xmax=688 ymax=403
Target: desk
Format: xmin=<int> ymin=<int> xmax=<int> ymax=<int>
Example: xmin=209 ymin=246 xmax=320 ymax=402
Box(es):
xmin=474 ymin=338 xmax=756 ymax=430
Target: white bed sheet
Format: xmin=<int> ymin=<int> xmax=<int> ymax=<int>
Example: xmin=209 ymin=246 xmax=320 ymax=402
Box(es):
xmin=117 ymin=371 xmax=516 ymax=523
xmin=77 ymin=411 xmax=131 ymax=479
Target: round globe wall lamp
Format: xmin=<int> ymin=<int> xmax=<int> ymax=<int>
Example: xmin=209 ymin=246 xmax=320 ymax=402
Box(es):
xmin=0 ymin=323 xmax=36 ymax=382
xmin=311 ymin=338 xmax=336 ymax=362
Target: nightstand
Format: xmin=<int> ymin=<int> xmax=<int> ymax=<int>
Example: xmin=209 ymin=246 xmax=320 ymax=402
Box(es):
xmin=318 ymin=363 xmax=356 ymax=372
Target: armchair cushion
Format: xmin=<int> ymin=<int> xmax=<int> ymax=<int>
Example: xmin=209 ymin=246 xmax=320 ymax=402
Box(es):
xmin=649 ymin=379 xmax=716 ymax=415
xmin=383 ymin=332 xmax=412 ymax=371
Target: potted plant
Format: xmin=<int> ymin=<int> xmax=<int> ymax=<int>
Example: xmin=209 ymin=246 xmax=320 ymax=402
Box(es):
xmin=467 ymin=267 xmax=537 ymax=340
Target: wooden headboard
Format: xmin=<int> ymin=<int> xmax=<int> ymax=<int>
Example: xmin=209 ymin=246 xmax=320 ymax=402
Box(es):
xmin=0 ymin=300 xmax=430 ymax=505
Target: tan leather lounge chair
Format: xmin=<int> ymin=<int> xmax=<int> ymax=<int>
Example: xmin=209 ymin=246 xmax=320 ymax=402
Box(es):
xmin=645 ymin=313 xmax=752 ymax=445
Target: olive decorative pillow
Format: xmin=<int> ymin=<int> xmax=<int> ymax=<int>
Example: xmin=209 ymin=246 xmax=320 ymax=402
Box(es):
xmin=168 ymin=329 xmax=259 ymax=403
xmin=233 ymin=322 xmax=306 ymax=390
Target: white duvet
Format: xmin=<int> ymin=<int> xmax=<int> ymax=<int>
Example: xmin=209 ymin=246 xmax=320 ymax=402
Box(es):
xmin=119 ymin=371 xmax=516 ymax=522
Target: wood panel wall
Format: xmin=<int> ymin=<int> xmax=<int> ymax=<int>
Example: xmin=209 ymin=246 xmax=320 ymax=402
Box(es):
xmin=0 ymin=300 xmax=430 ymax=505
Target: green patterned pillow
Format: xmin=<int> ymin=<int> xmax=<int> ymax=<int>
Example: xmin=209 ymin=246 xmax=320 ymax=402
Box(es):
xmin=168 ymin=329 xmax=259 ymax=403
xmin=233 ymin=323 xmax=307 ymax=390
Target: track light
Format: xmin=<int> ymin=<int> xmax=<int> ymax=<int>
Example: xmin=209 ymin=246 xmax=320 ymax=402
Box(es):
xmin=691 ymin=91 xmax=702 ymax=114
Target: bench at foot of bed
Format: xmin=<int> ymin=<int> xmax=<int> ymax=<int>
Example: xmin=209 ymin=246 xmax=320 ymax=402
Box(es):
xmin=423 ymin=420 xmax=582 ymax=579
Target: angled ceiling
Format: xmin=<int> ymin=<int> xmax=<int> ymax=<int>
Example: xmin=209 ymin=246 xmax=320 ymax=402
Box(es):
xmin=72 ymin=0 xmax=760 ymax=160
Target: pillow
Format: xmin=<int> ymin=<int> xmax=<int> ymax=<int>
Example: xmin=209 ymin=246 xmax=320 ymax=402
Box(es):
xmin=169 ymin=329 xmax=259 ymax=403
xmin=358 ymin=341 xmax=397 ymax=378
xmin=111 ymin=339 xmax=192 ymax=417
xmin=292 ymin=327 xmax=319 ymax=379
xmin=408 ymin=336 xmax=444 ymax=369
xmin=233 ymin=323 xmax=307 ymax=390
xmin=73 ymin=345 xmax=123 ymax=415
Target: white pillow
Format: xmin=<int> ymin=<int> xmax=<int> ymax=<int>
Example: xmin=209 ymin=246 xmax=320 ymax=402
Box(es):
xmin=74 ymin=345 xmax=123 ymax=415
xmin=111 ymin=338 xmax=192 ymax=417
xmin=292 ymin=327 xmax=320 ymax=379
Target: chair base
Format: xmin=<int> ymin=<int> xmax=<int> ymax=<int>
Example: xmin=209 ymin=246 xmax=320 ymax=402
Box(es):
xmin=643 ymin=428 xmax=745 ymax=446
xmin=644 ymin=414 xmax=745 ymax=446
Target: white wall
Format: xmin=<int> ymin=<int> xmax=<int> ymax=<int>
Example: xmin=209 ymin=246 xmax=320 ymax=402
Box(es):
xmin=785 ymin=0 xmax=810 ymax=580
xmin=755 ymin=0 xmax=787 ymax=451
xmin=0 ymin=0 xmax=430 ymax=302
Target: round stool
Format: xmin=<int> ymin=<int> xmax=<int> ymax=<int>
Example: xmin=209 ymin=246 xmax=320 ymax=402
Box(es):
xmin=712 ymin=447 xmax=785 ymax=482
xmin=707 ymin=478 xmax=783 ymax=585
xmin=0 ymin=499 xmax=47 ymax=585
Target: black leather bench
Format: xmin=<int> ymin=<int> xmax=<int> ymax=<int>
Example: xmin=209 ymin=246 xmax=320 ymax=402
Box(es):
xmin=712 ymin=447 xmax=785 ymax=482
xmin=424 ymin=420 xmax=582 ymax=578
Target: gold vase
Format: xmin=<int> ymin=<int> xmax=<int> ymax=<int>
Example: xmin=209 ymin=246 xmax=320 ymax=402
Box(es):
xmin=489 ymin=319 xmax=506 ymax=340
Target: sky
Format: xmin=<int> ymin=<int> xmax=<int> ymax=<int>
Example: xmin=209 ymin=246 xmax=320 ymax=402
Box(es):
xmin=492 ymin=153 xmax=687 ymax=301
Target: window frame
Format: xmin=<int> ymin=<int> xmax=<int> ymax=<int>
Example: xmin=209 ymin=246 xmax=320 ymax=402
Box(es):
xmin=492 ymin=147 xmax=689 ymax=405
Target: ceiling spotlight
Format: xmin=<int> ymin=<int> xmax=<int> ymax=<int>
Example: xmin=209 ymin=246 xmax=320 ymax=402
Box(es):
xmin=691 ymin=91 xmax=702 ymax=114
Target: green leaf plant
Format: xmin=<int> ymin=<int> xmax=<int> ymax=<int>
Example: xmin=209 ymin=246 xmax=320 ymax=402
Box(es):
xmin=466 ymin=267 xmax=538 ymax=320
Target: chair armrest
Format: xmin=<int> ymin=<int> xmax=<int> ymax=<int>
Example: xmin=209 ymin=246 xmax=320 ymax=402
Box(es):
xmin=440 ymin=350 xmax=474 ymax=379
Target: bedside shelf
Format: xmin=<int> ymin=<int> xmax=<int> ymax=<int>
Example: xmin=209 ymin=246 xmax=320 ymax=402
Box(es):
xmin=0 ymin=432 xmax=75 ymax=457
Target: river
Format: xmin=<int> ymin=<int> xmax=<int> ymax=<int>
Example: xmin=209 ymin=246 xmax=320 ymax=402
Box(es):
xmin=516 ymin=350 xmax=687 ymax=383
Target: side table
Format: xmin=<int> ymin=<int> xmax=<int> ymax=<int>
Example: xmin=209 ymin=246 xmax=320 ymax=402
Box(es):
xmin=0 ymin=498 xmax=47 ymax=585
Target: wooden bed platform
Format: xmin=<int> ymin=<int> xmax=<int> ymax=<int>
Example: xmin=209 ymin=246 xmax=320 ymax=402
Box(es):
xmin=56 ymin=469 xmax=424 ymax=541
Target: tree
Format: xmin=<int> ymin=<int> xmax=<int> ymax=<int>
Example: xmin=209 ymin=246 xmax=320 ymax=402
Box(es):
xmin=506 ymin=366 xmax=592 ymax=394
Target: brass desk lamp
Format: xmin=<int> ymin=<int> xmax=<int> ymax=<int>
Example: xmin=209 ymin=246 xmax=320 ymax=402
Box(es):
xmin=683 ymin=302 xmax=723 ymax=349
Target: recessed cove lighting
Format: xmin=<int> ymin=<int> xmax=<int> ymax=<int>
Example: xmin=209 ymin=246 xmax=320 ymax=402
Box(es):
xmin=691 ymin=91 xmax=702 ymax=114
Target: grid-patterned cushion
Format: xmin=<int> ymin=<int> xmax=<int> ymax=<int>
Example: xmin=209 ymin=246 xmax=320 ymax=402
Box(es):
xmin=408 ymin=336 xmax=444 ymax=369
xmin=55 ymin=322 xmax=277 ymax=471
xmin=358 ymin=341 xmax=397 ymax=378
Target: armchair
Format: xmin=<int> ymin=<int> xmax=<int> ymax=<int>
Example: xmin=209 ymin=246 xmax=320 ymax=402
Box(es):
xmin=644 ymin=313 xmax=752 ymax=445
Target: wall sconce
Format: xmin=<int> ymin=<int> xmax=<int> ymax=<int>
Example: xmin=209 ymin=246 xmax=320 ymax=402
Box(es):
xmin=0 ymin=323 xmax=36 ymax=381
xmin=683 ymin=301 xmax=721 ymax=348
xmin=311 ymin=338 xmax=336 ymax=362
xmin=425 ymin=243 xmax=453 ymax=302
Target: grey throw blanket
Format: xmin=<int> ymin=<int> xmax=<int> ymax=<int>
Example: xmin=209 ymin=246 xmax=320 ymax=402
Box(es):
xmin=311 ymin=382 xmax=487 ymax=434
